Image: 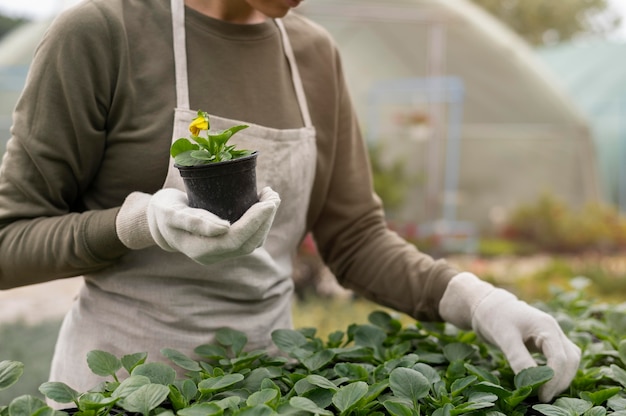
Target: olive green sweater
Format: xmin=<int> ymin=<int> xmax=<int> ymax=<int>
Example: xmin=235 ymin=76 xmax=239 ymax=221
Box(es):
xmin=0 ymin=0 xmax=458 ymax=321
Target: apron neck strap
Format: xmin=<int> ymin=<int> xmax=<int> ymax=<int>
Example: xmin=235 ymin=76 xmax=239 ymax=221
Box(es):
xmin=171 ymin=0 xmax=190 ymax=110
xmin=170 ymin=0 xmax=312 ymax=128
xmin=274 ymin=18 xmax=312 ymax=128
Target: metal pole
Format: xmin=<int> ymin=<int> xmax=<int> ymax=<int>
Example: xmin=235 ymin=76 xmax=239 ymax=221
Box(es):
xmin=425 ymin=22 xmax=446 ymax=221
xmin=442 ymin=79 xmax=464 ymax=223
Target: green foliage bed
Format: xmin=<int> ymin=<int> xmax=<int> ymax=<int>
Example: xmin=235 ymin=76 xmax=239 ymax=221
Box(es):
xmin=1 ymin=282 xmax=626 ymax=416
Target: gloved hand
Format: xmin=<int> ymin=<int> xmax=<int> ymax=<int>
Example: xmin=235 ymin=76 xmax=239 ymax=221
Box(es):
xmin=439 ymin=272 xmax=581 ymax=402
xmin=115 ymin=186 xmax=280 ymax=264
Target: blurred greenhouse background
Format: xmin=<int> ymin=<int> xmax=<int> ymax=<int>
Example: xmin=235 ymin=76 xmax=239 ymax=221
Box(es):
xmin=2 ymin=0 xmax=626 ymax=403
xmin=0 ymin=0 xmax=624 ymax=246
xmin=299 ymin=0 xmax=602 ymax=253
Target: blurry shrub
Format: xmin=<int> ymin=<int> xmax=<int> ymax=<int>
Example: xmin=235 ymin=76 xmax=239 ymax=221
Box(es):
xmin=368 ymin=142 xmax=419 ymax=215
xmin=514 ymin=256 xmax=626 ymax=303
xmin=501 ymin=193 xmax=626 ymax=253
xmin=476 ymin=237 xmax=536 ymax=257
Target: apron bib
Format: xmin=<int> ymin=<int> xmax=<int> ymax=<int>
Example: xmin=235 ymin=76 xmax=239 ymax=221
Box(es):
xmin=49 ymin=0 xmax=316 ymax=394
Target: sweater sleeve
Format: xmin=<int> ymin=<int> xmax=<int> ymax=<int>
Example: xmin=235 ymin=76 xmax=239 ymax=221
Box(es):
xmin=0 ymin=4 xmax=128 ymax=289
xmin=296 ymin=18 xmax=459 ymax=321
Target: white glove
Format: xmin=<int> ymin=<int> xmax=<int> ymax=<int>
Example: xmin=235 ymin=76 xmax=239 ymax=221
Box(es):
xmin=439 ymin=272 xmax=581 ymax=402
xmin=115 ymin=186 xmax=280 ymax=264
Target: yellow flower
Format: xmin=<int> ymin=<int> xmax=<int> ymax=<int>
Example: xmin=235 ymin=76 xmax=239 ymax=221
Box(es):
xmin=189 ymin=113 xmax=209 ymax=136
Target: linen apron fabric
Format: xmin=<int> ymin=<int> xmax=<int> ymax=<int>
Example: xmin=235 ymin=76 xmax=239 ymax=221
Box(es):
xmin=49 ymin=0 xmax=316 ymax=396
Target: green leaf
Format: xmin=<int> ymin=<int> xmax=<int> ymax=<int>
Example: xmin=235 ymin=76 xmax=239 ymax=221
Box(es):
xmin=247 ymin=389 xmax=278 ymax=407
xmin=450 ymin=375 xmax=477 ymax=396
xmin=206 ymin=129 xmax=233 ymax=148
xmin=418 ymin=352 xmax=447 ymax=365
xmin=121 ymin=352 xmax=147 ymax=374
xmin=194 ymin=344 xmax=228 ymax=359
xmin=229 ymin=351 xmax=266 ymax=371
xmin=38 ymin=382 xmax=79 ymax=404
xmin=86 ymin=350 xmax=122 ymax=378
xmin=368 ymin=310 xmax=402 ymax=333
xmin=552 ymin=397 xmax=593 ymax=414
xmin=229 ymin=149 xmax=252 ymax=159
xmin=0 ymin=361 xmax=23 ymax=391
xmin=389 ymin=367 xmax=431 ymax=404
xmin=353 ymin=325 xmax=387 ymax=349
xmin=131 ymin=362 xmax=177 ymax=385
xmin=532 ymin=404 xmax=573 ymax=416
xmin=334 ymin=362 xmax=370 ymax=382
xmin=432 ymin=403 xmax=453 ymax=416
xmin=77 ymin=392 xmax=118 ymax=411
xmin=504 ymin=386 xmax=532 ymax=408
xmin=190 ymin=149 xmax=216 ymax=161
xmin=305 ymin=375 xmax=339 ymax=392
xmin=514 ymin=366 xmax=554 ymax=390
xmin=393 ymin=353 xmax=420 ymax=369
xmin=413 ymin=363 xmax=441 ymax=384
xmin=215 ymin=327 xmax=248 ymax=356
xmin=289 ymin=396 xmax=334 ymax=415
xmin=583 ymin=407 xmax=607 ymax=416
xmin=619 ymin=339 xmax=626 ymax=366
xmin=327 ymin=330 xmax=345 ymax=347
xmin=580 ymin=387 xmax=621 ymax=406
xmin=177 ymin=402 xmax=223 ymax=416
xmin=161 ymin=348 xmax=202 ymax=372
xmin=217 ymin=151 xmax=233 ymax=162
xmin=453 ymin=400 xmax=496 ymax=413
xmin=215 ymin=396 xmax=242 ymax=411
xmin=446 ymin=360 xmax=467 ymax=380
xmin=332 ymin=381 xmax=368 ymax=413
xmin=174 ymin=150 xmax=208 ymax=166
xmin=198 ymin=374 xmax=245 ymax=393
xmin=224 ymin=124 xmax=249 ymax=137
xmin=465 ymin=363 xmax=499 ymax=384
xmin=473 ymin=381 xmax=512 ymax=399
xmin=180 ymin=378 xmax=199 ymax=403
xmin=606 ymin=310 xmax=626 ymax=335
xmin=167 ymin=384 xmax=187 ymax=411
xmin=120 ymin=384 xmax=170 ymax=416
xmin=110 ymin=375 xmax=151 ymax=399
xmin=363 ymin=380 xmax=390 ymax=405
xmin=608 ymin=394 xmax=626 ymax=410
xmin=294 ymin=378 xmax=317 ymax=395
xmin=170 ymin=138 xmax=199 ymax=157
xmin=8 ymin=395 xmax=46 ymax=416
xmin=271 ymin=329 xmax=308 ymax=353
xmin=239 ymin=368 xmax=275 ymax=393
xmin=30 ymin=407 xmax=59 ymax=416
xmin=610 ymin=364 xmax=626 ymax=388
xmin=467 ymin=391 xmax=498 ymax=404
xmin=443 ymin=343 xmax=476 ymax=362
xmin=302 ymin=349 xmax=335 ymax=371
xmin=235 ymin=405 xmax=273 ymax=416
xmin=383 ymin=400 xmax=414 ymax=416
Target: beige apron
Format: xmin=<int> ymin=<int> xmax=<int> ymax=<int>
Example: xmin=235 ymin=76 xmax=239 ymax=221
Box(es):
xmin=49 ymin=0 xmax=316 ymax=394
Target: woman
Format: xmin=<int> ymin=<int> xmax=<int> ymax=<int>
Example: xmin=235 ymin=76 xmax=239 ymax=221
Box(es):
xmin=0 ymin=0 xmax=579 ymax=404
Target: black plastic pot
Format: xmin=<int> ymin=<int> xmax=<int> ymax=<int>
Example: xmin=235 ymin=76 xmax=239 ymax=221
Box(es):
xmin=175 ymin=152 xmax=258 ymax=223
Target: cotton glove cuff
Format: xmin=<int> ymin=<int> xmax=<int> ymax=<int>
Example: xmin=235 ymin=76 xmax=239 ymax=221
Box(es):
xmin=439 ymin=272 xmax=495 ymax=330
xmin=439 ymin=272 xmax=581 ymax=402
xmin=115 ymin=192 xmax=155 ymax=250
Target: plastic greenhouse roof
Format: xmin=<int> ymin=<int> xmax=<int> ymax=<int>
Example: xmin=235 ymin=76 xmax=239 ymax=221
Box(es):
xmin=537 ymin=40 xmax=626 ymax=206
xmin=299 ymin=0 xmax=590 ymax=128
xmin=536 ymin=41 xmax=626 ymax=116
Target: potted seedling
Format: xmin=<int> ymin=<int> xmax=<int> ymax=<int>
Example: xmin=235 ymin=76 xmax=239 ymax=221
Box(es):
xmin=170 ymin=110 xmax=258 ymax=222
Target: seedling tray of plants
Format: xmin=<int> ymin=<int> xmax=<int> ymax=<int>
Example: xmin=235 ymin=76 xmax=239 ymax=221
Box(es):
xmin=2 ymin=282 xmax=626 ymax=415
